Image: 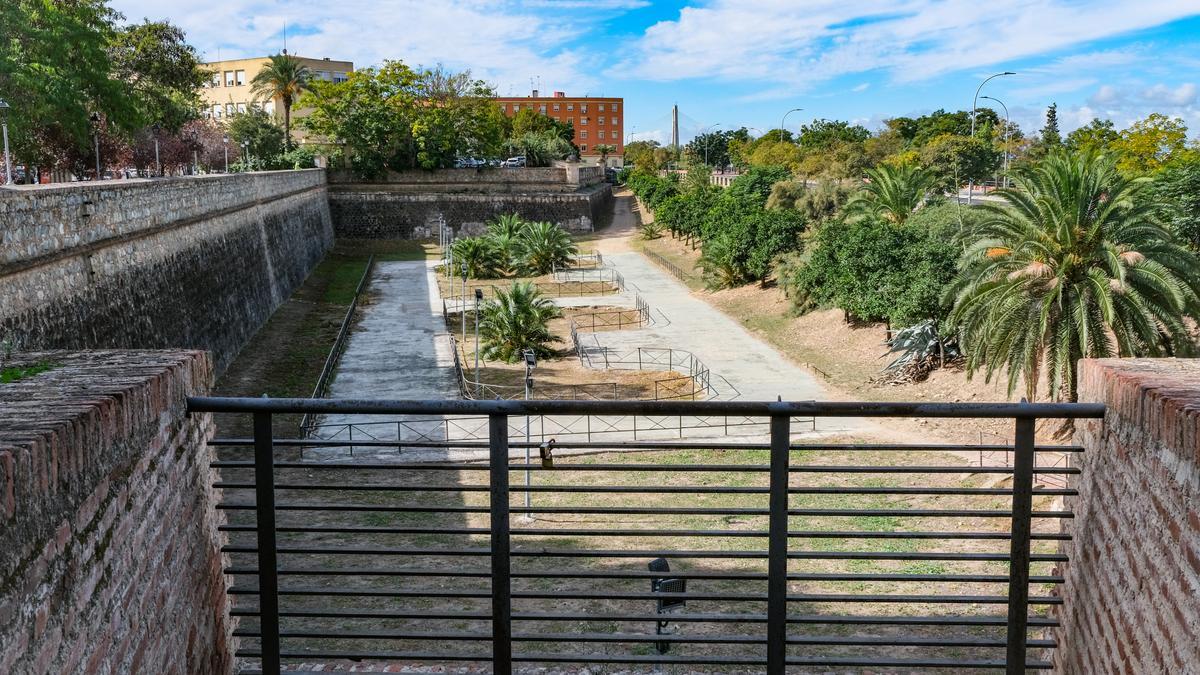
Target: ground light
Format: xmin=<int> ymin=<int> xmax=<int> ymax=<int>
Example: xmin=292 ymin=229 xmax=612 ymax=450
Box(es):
xmin=522 ymin=349 xmax=536 ymax=517
xmin=649 ymin=557 xmax=686 ymax=654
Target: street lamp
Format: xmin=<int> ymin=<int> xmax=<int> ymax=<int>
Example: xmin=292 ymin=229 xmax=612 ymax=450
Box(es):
xmin=968 ymin=71 xmax=1015 ymax=203
xmin=779 ymin=108 xmax=803 ymax=144
xmin=460 ymin=263 xmax=468 ymax=346
xmin=152 ymin=123 xmax=162 ymax=177
xmin=222 ymin=135 xmax=229 ymax=173
xmin=699 ymin=123 xmax=721 ymax=167
xmin=241 ymin=139 xmax=251 ymax=168
xmin=980 ymin=95 xmax=1010 ymax=189
xmin=0 ymin=99 xmax=12 ymax=185
xmin=522 ymin=349 xmax=537 ymax=514
xmin=89 ymin=112 xmax=102 ymax=180
xmin=474 ymin=288 xmax=483 ymax=397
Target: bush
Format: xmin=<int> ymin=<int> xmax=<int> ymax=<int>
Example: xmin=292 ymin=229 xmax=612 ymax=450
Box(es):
xmin=451 ymin=237 xmax=505 ymax=279
xmin=726 ymin=165 xmax=792 ymax=208
xmin=480 ymin=282 xmax=562 ymax=362
xmin=514 ymin=221 xmax=578 ymax=275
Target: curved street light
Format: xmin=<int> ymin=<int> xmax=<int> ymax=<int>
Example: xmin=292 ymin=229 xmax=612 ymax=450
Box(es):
xmin=699 ymin=123 xmax=722 ymax=166
xmin=980 ymin=95 xmax=1010 ymax=189
xmin=0 ymin=99 xmax=12 ymax=185
xmin=779 ymin=108 xmax=803 ymax=144
xmin=968 ymin=72 xmax=1014 ymax=204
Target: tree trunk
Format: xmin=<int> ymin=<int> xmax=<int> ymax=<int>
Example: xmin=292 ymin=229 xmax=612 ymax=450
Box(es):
xmin=284 ymin=101 xmax=292 ymax=151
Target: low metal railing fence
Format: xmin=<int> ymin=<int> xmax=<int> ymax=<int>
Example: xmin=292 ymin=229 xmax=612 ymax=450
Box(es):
xmin=573 ymin=342 xmax=719 ymax=400
xmin=552 ymin=267 xmax=625 ymax=291
xmin=645 ymin=250 xmax=692 ymax=283
xmin=443 ymin=279 xmax=620 ymax=315
xmin=191 ymin=396 xmax=1103 ymax=675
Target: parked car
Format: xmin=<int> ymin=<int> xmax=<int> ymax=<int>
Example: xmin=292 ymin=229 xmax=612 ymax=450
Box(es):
xmin=501 ymin=156 xmax=526 ymax=168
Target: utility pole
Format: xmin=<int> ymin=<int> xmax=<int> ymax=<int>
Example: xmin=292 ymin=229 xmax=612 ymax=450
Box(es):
xmin=90 ymin=113 xmax=102 ymax=179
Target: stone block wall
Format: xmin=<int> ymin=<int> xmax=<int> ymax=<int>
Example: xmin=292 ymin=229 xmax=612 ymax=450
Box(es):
xmin=1054 ymin=358 xmax=1200 ymax=672
xmin=0 ymin=170 xmax=334 ymax=375
xmin=0 ymin=350 xmax=230 ymax=674
xmin=329 ymin=183 xmax=612 ymax=238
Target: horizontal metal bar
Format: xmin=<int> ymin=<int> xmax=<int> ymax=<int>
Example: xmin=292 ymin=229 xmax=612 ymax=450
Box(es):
xmin=209 ymin=438 xmax=1084 ymax=452
xmin=233 ymin=627 xmax=1057 ymax=648
xmin=228 ymin=587 xmax=490 ymax=598
xmin=222 ymin=566 xmax=1065 ymax=584
xmin=212 ymin=482 xmax=1077 ymax=497
xmin=217 ymin=503 xmax=489 ymax=513
xmin=219 ymin=525 xmax=491 ymax=535
xmin=236 ymin=657 xmax=1051 ymax=671
xmin=188 ymin=395 xmax=1105 ymax=418
xmin=221 ymin=545 xmax=1067 ymax=562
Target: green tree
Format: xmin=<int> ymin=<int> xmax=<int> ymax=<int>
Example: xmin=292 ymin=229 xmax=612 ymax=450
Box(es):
xmin=108 ymin=20 xmax=208 ymax=131
xmin=451 ymin=237 xmax=506 ymax=278
xmin=799 ymin=119 xmax=870 ymax=148
xmin=622 ymin=140 xmax=662 ymax=170
xmin=1110 ymin=113 xmax=1190 ymax=176
xmin=510 ymin=107 xmax=575 ymax=143
xmin=1040 ymin=103 xmax=1062 ymax=146
xmin=725 ymin=165 xmax=791 ymax=207
xmin=514 ymin=221 xmax=579 ymax=274
xmin=920 ymin=134 xmax=1001 ymax=192
xmin=508 ymin=130 xmax=573 ymax=167
xmin=226 ymin=109 xmax=286 ymax=168
xmin=1065 ymin=118 xmax=1118 ymax=154
xmin=479 ymin=282 xmax=562 ymax=362
xmin=685 ymin=131 xmax=731 ymax=168
xmin=1150 ymin=157 xmax=1200 ymax=250
xmin=250 ymin=53 xmax=312 ymax=149
xmin=948 ymin=151 xmax=1200 ymax=401
xmin=845 ymin=163 xmax=937 ymax=224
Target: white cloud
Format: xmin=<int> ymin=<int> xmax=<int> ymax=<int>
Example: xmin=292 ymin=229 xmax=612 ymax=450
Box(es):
xmin=852 ymin=82 xmax=870 ymax=92
xmin=109 ymin=0 xmax=601 ymax=95
xmin=612 ymin=1 xmax=1200 ymax=91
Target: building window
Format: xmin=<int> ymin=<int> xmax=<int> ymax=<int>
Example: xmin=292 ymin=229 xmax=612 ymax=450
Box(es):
xmin=235 ymin=70 xmax=246 ymax=86
xmin=553 ymin=103 xmax=560 ymax=111
xmin=612 ymin=104 xmax=618 ymax=113
xmin=581 ymin=131 xmax=588 ymax=139
xmin=612 ymin=117 xmax=619 ymax=125
xmin=598 ymin=117 xmax=605 ymax=125
xmin=224 ymin=70 xmax=235 ymax=86
xmin=226 ymin=103 xmax=235 ymax=116
xmin=334 ymin=72 xmax=348 ymax=83
xmin=567 ymin=104 xmax=574 ymax=111
xmin=581 ymin=104 xmax=588 ymax=113
xmin=580 ymin=144 xmax=587 ymax=152
xmin=210 ymin=72 xmax=221 ymax=88
xmin=539 ymin=105 xmax=546 ymax=114
xmin=264 ymin=101 xmax=275 ymax=114
xmin=599 ymin=104 xmax=605 ymax=112
xmin=212 ymin=104 xmax=222 ymax=118
xmin=581 ymin=117 xmax=588 ymax=125
xmin=237 ymin=102 xmax=247 ymax=113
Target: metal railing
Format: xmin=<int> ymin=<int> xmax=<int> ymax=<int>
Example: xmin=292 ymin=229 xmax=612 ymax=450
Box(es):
xmin=298 ymin=256 xmax=374 ymax=434
xmin=645 ymin=249 xmax=692 ymax=283
xmin=192 ymin=396 xmax=1103 ymax=674
xmin=552 ymin=266 xmax=625 ymax=291
xmin=442 ymin=279 xmax=621 ymax=315
xmin=573 ymin=342 xmax=719 ymax=400
xmin=568 ymin=295 xmax=652 ymax=335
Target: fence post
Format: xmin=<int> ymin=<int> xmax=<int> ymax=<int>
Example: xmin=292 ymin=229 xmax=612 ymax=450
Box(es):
xmin=252 ymin=413 xmax=281 ymax=675
xmin=1006 ymin=410 xmax=1036 ymax=675
xmin=488 ymin=414 xmax=512 ymax=673
xmin=767 ymin=413 xmax=790 ymax=674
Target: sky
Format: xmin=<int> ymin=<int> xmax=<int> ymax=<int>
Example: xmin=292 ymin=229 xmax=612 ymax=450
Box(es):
xmin=110 ymin=0 xmax=1200 ymax=145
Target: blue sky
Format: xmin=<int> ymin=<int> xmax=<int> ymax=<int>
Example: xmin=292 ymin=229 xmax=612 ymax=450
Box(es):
xmin=112 ymin=1 xmax=1200 ymax=144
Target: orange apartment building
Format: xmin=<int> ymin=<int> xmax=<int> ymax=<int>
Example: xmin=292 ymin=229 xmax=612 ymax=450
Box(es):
xmin=495 ymin=91 xmax=625 ymax=166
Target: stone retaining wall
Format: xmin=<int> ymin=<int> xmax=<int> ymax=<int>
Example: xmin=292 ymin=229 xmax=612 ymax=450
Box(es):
xmin=0 ymin=350 xmax=230 ymax=674
xmin=1054 ymin=358 xmax=1200 ymax=672
xmin=0 ymin=170 xmax=334 ymax=375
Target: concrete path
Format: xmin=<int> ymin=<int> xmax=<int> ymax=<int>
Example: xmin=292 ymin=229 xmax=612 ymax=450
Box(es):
xmin=314 ymin=260 xmax=459 ymax=447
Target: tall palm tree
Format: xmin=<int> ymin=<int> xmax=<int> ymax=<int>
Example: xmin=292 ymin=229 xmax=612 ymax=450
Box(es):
xmin=515 ymin=221 xmax=579 ymax=275
xmin=249 ymin=54 xmax=312 ymax=150
xmin=948 ymin=150 xmax=1200 ymax=401
xmin=488 ymin=213 xmax=528 ymax=238
xmin=451 ymin=237 xmax=505 ymax=279
xmin=479 ymin=282 xmax=562 ymax=362
xmin=845 ymin=163 xmax=937 ymax=224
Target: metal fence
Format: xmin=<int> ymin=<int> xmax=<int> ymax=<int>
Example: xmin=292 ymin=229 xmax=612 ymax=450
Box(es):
xmin=568 ymin=295 xmax=652 ymax=336
xmin=298 ymin=256 xmax=374 ymax=435
xmin=573 ymin=342 xmax=719 ymax=400
xmin=443 ymin=279 xmax=621 ymax=315
xmin=191 ymin=396 xmax=1103 ymax=674
xmin=552 ymin=267 xmax=625 ymax=291
xmin=645 ymin=249 xmax=693 ymax=283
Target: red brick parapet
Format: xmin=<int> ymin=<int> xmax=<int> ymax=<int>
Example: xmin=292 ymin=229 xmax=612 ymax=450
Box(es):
xmin=1054 ymin=358 xmax=1200 ymax=673
xmin=0 ymin=350 xmax=232 ymax=674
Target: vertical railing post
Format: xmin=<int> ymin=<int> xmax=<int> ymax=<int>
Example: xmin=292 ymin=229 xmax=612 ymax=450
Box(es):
xmin=1006 ymin=411 xmax=1036 ymax=674
xmin=252 ymin=412 xmax=281 ymax=675
xmin=767 ymin=413 xmax=790 ymax=674
xmin=488 ymin=414 xmax=512 ymax=673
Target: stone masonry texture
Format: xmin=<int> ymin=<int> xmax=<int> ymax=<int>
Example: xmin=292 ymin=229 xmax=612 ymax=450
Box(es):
xmin=1054 ymin=358 xmax=1200 ymax=673
xmin=0 ymin=170 xmax=334 ymax=376
xmin=0 ymin=350 xmax=230 ymax=674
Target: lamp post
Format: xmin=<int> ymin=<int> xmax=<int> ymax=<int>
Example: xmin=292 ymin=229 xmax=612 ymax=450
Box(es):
xmin=779 ymin=108 xmax=803 ymax=144
xmin=89 ymin=112 xmax=102 ymax=180
xmin=460 ymin=263 xmax=468 ymax=346
xmin=980 ymin=95 xmax=1010 ymax=189
xmin=968 ymin=71 xmax=1015 ymax=203
xmin=522 ymin=349 xmax=537 ymax=515
xmin=474 ymin=288 xmax=483 ymax=397
xmin=223 ymin=135 xmax=229 ymax=173
xmin=151 ymin=124 xmax=161 ymax=178
xmin=699 ymin=123 xmax=721 ymax=167
xmin=242 ymin=140 xmax=251 ymax=168
xmin=0 ymin=99 xmax=12 ymax=185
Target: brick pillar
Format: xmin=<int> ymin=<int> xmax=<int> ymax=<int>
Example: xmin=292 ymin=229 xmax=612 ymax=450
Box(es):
xmin=1054 ymin=358 xmax=1200 ymax=673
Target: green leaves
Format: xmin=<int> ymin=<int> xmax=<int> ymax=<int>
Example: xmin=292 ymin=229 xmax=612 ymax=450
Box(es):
xmin=479 ymin=282 xmax=562 ymax=362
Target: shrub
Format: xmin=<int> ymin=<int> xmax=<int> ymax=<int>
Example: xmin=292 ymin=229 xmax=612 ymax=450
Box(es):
xmin=514 ymin=221 xmax=578 ymax=275
xmin=451 ymin=237 xmax=505 ymax=279
xmin=479 ymin=282 xmax=562 ymax=362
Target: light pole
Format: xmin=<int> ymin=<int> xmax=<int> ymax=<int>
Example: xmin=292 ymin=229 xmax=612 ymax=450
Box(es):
xmin=89 ymin=112 xmax=102 ymax=180
xmin=460 ymin=263 xmax=468 ymax=346
xmin=242 ymin=140 xmax=250 ymax=169
xmin=151 ymin=124 xmax=161 ymax=178
xmin=0 ymin=99 xmax=12 ymax=185
xmin=699 ymin=123 xmax=721 ymax=167
xmin=980 ymin=95 xmax=1010 ymax=189
xmin=968 ymin=71 xmax=1015 ymax=203
xmin=474 ymin=288 xmax=483 ymax=397
xmin=223 ymin=135 xmax=229 ymax=173
xmin=522 ymin=349 xmax=537 ymax=515
xmin=779 ymin=108 xmax=803 ymax=144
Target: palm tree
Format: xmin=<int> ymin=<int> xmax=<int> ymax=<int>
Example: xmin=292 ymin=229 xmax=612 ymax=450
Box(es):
xmin=479 ymin=282 xmax=562 ymax=362
xmin=594 ymin=143 xmax=616 ymax=166
xmin=948 ymin=150 xmax=1200 ymax=402
xmin=845 ymin=163 xmax=937 ymax=224
xmin=515 ymin=221 xmax=579 ymax=275
xmin=488 ymin=213 xmax=528 ymax=238
xmin=249 ymin=54 xmax=312 ymax=150
xmin=451 ymin=237 xmax=505 ymax=279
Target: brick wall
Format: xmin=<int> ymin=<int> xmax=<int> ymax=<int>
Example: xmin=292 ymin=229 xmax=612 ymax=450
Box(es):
xmin=1054 ymin=358 xmax=1200 ymax=672
xmin=0 ymin=350 xmax=230 ymax=674
xmin=0 ymin=170 xmax=334 ymax=375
